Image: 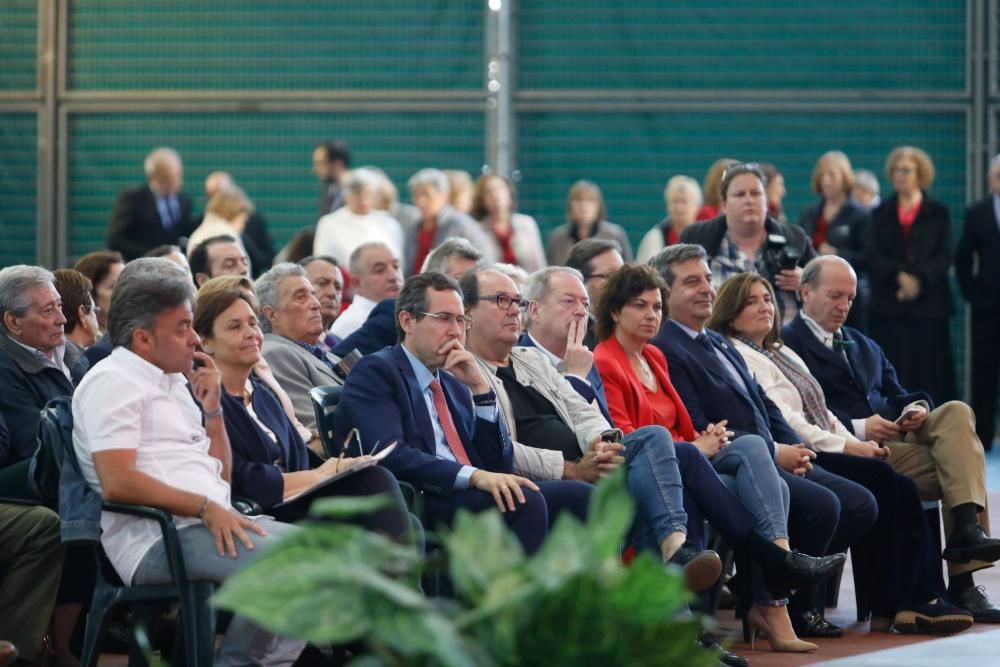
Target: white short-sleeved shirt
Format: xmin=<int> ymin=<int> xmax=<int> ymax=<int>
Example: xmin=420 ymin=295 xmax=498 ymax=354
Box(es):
xmin=72 ymin=346 xmax=231 ymax=584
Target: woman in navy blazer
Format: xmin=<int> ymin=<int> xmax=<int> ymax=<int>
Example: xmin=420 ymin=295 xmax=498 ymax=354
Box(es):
xmin=193 ymin=281 xmax=412 ymax=540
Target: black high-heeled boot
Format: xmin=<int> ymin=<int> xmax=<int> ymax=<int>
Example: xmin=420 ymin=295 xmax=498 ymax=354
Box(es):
xmin=738 ymin=532 xmax=846 ymax=599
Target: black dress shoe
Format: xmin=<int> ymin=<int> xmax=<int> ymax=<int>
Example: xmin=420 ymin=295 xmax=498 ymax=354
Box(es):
xmin=764 ymin=551 xmax=846 ymax=598
xmin=697 ymin=630 xmax=749 ymax=667
xmin=953 ymin=585 xmax=1000 ymax=623
xmin=668 ymin=546 xmax=722 ymax=593
xmin=943 ymin=524 xmax=1000 ymax=563
xmin=790 ymin=609 xmax=844 ymax=638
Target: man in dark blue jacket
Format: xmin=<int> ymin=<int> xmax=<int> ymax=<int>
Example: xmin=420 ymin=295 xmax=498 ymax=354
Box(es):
xmin=784 ymin=255 xmax=1000 ymax=622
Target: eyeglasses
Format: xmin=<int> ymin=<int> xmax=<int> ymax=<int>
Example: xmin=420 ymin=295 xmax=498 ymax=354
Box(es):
xmin=84 ymin=303 xmax=101 ymax=314
xmin=417 ymin=311 xmax=473 ymax=330
xmin=478 ymin=294 xmax=529 ymax=312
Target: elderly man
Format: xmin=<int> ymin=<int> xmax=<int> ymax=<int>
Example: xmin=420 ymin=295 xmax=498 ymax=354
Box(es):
xmin=257 ymin=263 xmax=344 ymax=435
xmin=313 ymin=168 xmax=404 ymax=267
xmin=107 ymin=147 xmax=196 ymax=260
xmin=189 ymin=235 xmax=251 ymax=287
xmin=73 ymin=258 xmax=304 ymax=666
xmin=421 ymin=237 xmax=483 ymax=279
xmin=335 ymin=272 xmax=590 ymax=554
xmin=312 ymin=139 xmax=350 ymax=218
xmin=564 ymin=238 xmax=625 ymax=349
xmin=0 ymin=266 xmax=83 ymax=494
xmin=783 ymin=255 xmax=1000 ymax=622
xmin=405 ymin=168 xmax=494 ymax=276
xmin=299 ymin=255 xmax=344 ymax=348
xmin=680 ymin=162 xmax=816 ymax=325
xmin=520 ymin=266 xmax=612 ymax=424
xmin=202 ymin=171 xmax=275 ymax=276
xmin=329 ymin=242 xmax=403 ymax=340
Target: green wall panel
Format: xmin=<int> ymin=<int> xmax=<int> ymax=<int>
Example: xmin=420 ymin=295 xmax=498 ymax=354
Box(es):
xmin=0 ymin=0 xmax=37 ymax=91
xmin=518 ymin=1 xmax=966 ymax=91
xmin=0 ymin=114 xmax=38 ymax=268
xmin=68 ymin=1 xmax=483 ymax=91
xmin=67 ymin=111 xmax=485 ymax=258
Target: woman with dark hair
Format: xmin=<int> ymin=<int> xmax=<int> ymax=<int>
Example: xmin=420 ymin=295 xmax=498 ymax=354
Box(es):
xmin=53 ymin=269 xmax=100 ymax=352
xmin=592 ymin=264 xmax=822 ymax=653
xmin=73 ymin=250 xmax=124 ymax=334
xmin=546 ymin=180 xmax=632 ymax=265
xmin=471 ymin=174 xmax=546 ymax=272
xmin=192 ymin=284 xmax=413 ymax=540
xmin=709 ymin=272 xmax=972 ymax=636
xmin=868 ymin=146 xmax=956 ymax=404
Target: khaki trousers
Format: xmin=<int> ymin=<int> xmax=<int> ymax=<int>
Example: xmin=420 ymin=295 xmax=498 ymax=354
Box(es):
xmin=884 ymin=401 xmax=990 ymax=576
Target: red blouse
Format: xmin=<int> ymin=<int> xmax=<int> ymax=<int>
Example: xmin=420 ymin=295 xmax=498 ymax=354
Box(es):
xmin=898 ymin=201 xmax=921 ymax=241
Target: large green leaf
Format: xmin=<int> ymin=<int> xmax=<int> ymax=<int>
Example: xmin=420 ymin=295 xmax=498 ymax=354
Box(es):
xmin=585 ymin=467 xmax=635 ymax=559
xmin=605 ymin=553 xmax=690 ymax=623
xmin=308 ymin=493 xmax=394 ymax=519
xmin=443 ymin=509 xmax=524 ymax=604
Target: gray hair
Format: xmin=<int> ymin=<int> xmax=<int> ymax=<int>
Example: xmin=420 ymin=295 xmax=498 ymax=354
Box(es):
xmin=143 ymin=147 xmax=181 ymax=177
xmin=0 ymin=265 xmax=56 ymax=333
xmin=348 ymin=241 xmax=393 ymax=277
xmin=853 ymin=169 xmax=880 ymax=196
xmin=254 ymin=262 xmax=307 ymax=334
xmin=108 ymin=258 xmax=195 ymax=349
xmin=648 ymin=243 xmax=708 ymax=287
xmin=801 ymin=255 xmax=856 ymax=290
xmin=664 ymin=175 xmax=703 ymax=207
xmin=407 ymin=168 xmax=450 ymax=195
xmin=492 ymin=262 xmax=528 ymax=287
xmin=395 ymin=272 xmax=462 ymax=341
xmin=420 ymin=237 xmax=483 ymax=274
xmin=341 ymin=168 xmax=379 ymax=195
xmin=523 ymin=266 xmax=585 ymax=303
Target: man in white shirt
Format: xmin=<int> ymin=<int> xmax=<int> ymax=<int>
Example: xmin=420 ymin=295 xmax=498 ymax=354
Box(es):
xmin=73 ymin=258 xmax=304 ymax=666
xmin=329 ymin=241 xmax=403 ymax=340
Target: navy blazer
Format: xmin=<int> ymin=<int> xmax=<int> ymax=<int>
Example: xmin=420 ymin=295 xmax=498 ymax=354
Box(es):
xmin=516 ymin=332 xmax=614 ymax=426
xmin=331 ymin=298 xmax=397 ymax=358
xmin=650 ymin=320 xmax=799 ymax=450
xmin=781 ymin=315 xmax=932 ymax=430
xmin=334 ymin=344 xmax=513 ymax=497
xmin=221 ymin=376 xmax=312 ymax=509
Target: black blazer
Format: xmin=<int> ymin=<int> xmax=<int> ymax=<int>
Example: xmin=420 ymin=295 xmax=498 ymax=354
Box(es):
xmin=797 ymin=199 xmax=870 ymax=271
xmin=781 ymin=314 xmax=933 ymax=430
xmin=956 ymin=195 xmax=1000 ymax=312
xmin=867 ymin=193 xmax=952 ymax=319
xmin=650 ymin=320 xmax=796 ymax=450
xmin=106 ymin=184 xmax=195 ymax=260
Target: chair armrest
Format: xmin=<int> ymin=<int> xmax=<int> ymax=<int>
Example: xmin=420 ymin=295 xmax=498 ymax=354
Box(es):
xmin=232 ymin=496 xmax=263 ymax=516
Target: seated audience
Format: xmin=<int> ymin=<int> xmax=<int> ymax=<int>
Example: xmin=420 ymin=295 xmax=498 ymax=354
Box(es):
xmin=710 ymin=272 xmax=972 ymax=634
xmin=189 ymin=235 xmax=251 ymax=287
xmin=144 ymin=243 xmax=191 ymax=271
xmin=783 ymin=255 xmax=1000 ymax=622
xmin=649 ymin=244 xmax=876 ymax=639
xmin=192 ymin=282 xmax=413 ymax=538
xmin=404 ymin=168 xmax=494 ymax=276
xmin=72 ymin=258 xmax=305 ymax=665
xmin=445 ymin=169 xmax=475 ymax=215
xmin=546 ymin=180 xmax=633 ymax=266
xmin=564 ymin=238 xmax=625 ymax=349
xmin=202 ymin=171 xmax=275 ymax=276
xmin=420 ymin=237 xmax=483 ymax=279
xmin=471 ymin=174 xmax=546 ymax=272
xmin=313 ymin=168 xmax=404 ymax=267
xmin=257 ymin=264 xmax=344 ymax=434
xmin=368 ymin=166 xmax=420 ymax=230
xmin=187 ymin=186 xmax=253 ymax=267
xmin=493 ymin=263 xmax=528 ymax=291
xmin=636 ymin=175 xmax=702 ymax=264
xmin=74 ymin=250 xmax=124 ymax=334
xmin=53 ymin=269 xmax=100 ymax=353
xmin=299 ymin=255 xmax=343 ymax=348
xmin=329 ymin=242 xmax=403 ymax=340
xmin=852 ymin=169 xmax=881 ymax=209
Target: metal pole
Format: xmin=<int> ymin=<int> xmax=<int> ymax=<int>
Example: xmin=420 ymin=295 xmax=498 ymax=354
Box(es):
xmin=485 ymin=0 xmax=514 ymax=177
xmin=35 ymin=0 xmax=58 ymax=268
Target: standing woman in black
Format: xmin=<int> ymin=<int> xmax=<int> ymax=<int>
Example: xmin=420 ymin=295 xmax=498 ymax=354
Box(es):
xmin=868 ymin=146 xmax=957 ymax=404
xmin=797 ymin=151 xmax=872 ymax=332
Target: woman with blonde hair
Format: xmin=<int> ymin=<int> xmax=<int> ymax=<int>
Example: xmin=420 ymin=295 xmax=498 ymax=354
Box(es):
xmin=636 ymin=175 xmax=703 ymax=263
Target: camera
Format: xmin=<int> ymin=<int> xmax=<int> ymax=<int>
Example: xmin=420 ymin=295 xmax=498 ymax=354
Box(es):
xmin=762 ymin=234 xmax=801 ymax=277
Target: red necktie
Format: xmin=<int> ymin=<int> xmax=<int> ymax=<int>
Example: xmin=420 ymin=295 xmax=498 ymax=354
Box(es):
xmin=429 ymin=378 xmax=472 ymax=466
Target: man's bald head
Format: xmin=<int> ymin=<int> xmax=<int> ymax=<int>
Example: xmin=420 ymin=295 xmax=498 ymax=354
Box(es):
xmin=800 ymin=256 xmax=858 ymax=333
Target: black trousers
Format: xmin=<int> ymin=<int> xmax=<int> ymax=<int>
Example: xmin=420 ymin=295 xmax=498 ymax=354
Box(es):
xmin=970 ymin=311 xmax=1000 ymax=450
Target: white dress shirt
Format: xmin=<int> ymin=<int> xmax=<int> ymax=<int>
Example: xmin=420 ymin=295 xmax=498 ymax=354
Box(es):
xmin=329 ymin=294 xmax=378 ymax=340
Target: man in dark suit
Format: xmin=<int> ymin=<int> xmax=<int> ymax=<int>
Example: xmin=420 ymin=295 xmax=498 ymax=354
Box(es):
xmin=650 ymin=244 xmax=877 ymax=637
xmin=520 ymin=266 xmax=612 ymax=424
xmin=564 ymin=238 xmax=625 ymax=350
xmin=334 ymin=272 xmax=556 ymax=554
xmin=956 ymin=156 xmax=1000 ymax=451
xmin=784 ymin=255 xmax=1000 ymax=622
xmin=106 ymin=147 xmax=196 ymax=260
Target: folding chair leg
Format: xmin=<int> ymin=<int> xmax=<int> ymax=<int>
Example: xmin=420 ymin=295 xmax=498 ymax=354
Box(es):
xmin=80 ymin=588 xmax=115 ymax=667
xmin=178 ymin=582 xmax=216 ymax=667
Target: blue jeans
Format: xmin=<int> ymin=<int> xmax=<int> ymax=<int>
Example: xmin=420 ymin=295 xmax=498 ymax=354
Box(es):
xmin=622 ymin=425 xmax=689 ymax=551
xmin=712 ymin=434 xmax=790 ymax=542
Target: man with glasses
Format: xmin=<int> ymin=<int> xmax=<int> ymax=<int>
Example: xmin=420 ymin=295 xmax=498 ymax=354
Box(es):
xmin=681 ymin=162 xmax=816 ymax=324
xmin=335 ymin=272 xmax=589 ymax=553
xmin=564 ymin=238 xmax=625 ymax=349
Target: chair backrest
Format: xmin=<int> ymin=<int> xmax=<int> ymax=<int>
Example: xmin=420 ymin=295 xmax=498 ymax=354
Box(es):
xmin=309 ymin=384 xmax=343 ymax=458
xmin=29 ymin=395 xmax=73 ymax=506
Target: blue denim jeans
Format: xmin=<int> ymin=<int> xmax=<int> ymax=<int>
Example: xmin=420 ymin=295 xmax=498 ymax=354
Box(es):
xmin=712 ymin=434 xmax=790 ymax=542
xmin=622 ymin=425 xmax=689 ymax=551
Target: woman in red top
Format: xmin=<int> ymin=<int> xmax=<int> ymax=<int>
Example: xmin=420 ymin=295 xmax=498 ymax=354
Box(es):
xmin=593 ymin=265 xmax=819 ymax=653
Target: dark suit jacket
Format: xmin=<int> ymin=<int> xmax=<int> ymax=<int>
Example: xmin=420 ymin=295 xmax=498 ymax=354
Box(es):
xmin=332 ymin=298 xmax=397 ymax=358
xmin=221 ymin=376 xmax=312 ymax=509
xmin=334 ymin=344 xmax=513 ymax=497
xmin=516 ymin=332 xmax=613 ymax=425
xmin=650 ymin=320 xmax=796 ymax=451
xmin=107 ymin=184 xmax=195 ymax=260
xmin=781 ymin=314 xmax=933 ymax=430
xmin=868 ymin=193 xmax=952 ymax=319
xmin=956 ymin=195 xmax=1000 ymax=312
xmin=797 ymin=199 xmax=870 ymax=271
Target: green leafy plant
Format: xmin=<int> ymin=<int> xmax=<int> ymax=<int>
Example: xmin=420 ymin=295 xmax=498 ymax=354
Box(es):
xmin=214 ymin=469 xmax=717 ymax=666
